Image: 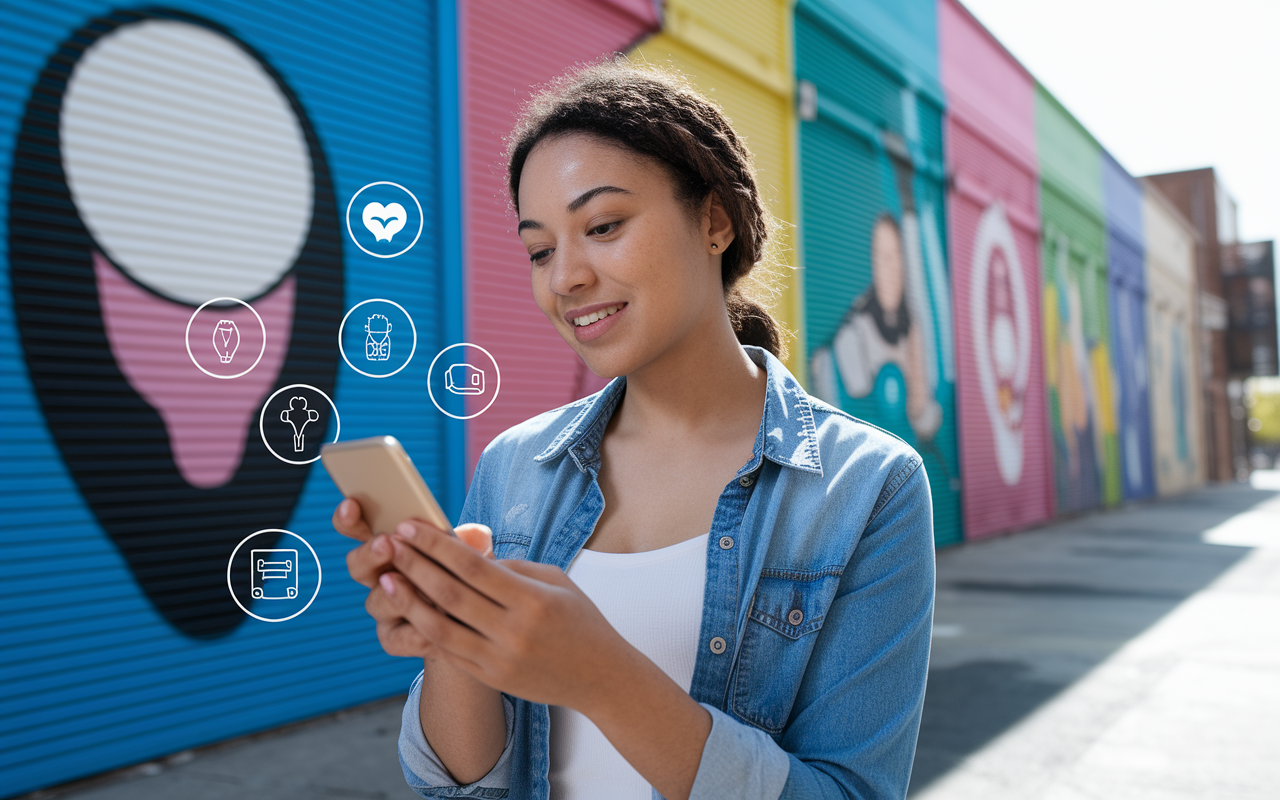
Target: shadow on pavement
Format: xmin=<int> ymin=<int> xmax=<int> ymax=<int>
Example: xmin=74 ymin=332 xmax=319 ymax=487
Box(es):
xmin=908 ymin=482 xmax=1278 ymax=795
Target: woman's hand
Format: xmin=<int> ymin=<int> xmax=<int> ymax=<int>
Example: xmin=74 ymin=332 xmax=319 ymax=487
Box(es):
xmin=332 ymin=498 xmax=494 ymax=660
xmin=381 ymin=519 xmax=634 ymax=714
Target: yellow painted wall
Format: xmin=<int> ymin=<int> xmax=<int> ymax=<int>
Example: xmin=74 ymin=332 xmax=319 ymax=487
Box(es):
xmin=630 ymin=0 xmax=806 ymax=382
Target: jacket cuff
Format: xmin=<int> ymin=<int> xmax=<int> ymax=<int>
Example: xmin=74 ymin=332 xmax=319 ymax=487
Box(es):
xmin=398 ymin=669 xmax=515 ymax=798
xmin=689 ymin=703 xmax=790 ymax=800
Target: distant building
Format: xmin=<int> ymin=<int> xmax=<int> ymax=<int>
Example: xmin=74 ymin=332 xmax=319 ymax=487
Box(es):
xmin=1144 ymin=168 xmax=1278 ymax=479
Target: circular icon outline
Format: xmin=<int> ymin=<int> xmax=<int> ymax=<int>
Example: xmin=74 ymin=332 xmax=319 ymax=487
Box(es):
xmin=226 ymin=528 xmax=322 ymax=623
xmin=259 ymin=383 xmax=340 ymax=465
xmin=345 ymin=181 xmax=424 ymax=259
xmin=185 ymin=297 xmax=267 ymax=379
xmin=427 ymin=343 xmax=501 ymax=420
xmin=338 ymin=298 xmax=418 ymax=378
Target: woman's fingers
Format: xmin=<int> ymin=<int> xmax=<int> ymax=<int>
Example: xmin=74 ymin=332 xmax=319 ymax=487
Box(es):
xmin=332 ymin=498 xmax=374 ymax=542
xmin=393 ymin=520 xmax=524 ymax=606
xmin=346 ymin=533 xmax=396 ymax=588
xmin=377 ymin=568 xmax=492 ymax=664
xmin=389 ymin=535 xmax=505 ymax=634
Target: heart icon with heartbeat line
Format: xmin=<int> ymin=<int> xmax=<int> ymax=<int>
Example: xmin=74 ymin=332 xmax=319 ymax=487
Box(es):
xmin=361 ymin=201 xmax=407 ymax=242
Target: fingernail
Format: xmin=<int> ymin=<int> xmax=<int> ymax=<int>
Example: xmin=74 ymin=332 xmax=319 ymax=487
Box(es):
xmin=395 ymin=521 xmax=414 ymax=539
xmin=379 ymin=573 xmax=396 ymax=595
xmin=372 ymin=536 xmax=390 ymax=557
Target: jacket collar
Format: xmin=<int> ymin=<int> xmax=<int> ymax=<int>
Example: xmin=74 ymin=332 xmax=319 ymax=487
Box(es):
xmin=533 ymin=346 xmax=823 ymax=476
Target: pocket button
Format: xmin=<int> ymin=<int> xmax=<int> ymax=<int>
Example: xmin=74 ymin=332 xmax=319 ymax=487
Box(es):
xmin=787 ymin=608 xmax=804 ymax=626
xmin=709 ymin=636 xmax=727 ymax=654
xmin=719 ymin=536 xmax=734 ymax=550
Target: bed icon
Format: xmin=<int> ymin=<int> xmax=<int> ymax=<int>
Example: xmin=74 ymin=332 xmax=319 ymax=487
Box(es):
xmin=251 ymin=549 xmax=298 ymax=599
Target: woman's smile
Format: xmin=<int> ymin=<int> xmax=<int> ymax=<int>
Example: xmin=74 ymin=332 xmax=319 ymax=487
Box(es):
xmin=569 ymin=301 xmax=628 ymax=342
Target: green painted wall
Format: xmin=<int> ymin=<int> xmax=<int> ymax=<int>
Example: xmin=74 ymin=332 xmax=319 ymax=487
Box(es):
xmin=1036 ymin=84 xmax=1121 ymax=512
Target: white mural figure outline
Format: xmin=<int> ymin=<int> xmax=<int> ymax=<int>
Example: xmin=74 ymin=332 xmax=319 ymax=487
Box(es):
xmin=250 ymin=549 xmax=297 ymax=600
xmin=971 ymin=204 xmax=1032 ymax=486
xmin=280 ymin=396 xmax=320 ymax=453
xmin=212 ymin=319 xmax=240 ymax=364
xmin=365 ymin=313 xmax=392 ymax=361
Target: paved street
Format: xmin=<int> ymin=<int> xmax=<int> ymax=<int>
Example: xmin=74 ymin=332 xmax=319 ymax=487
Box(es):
xmin=29 ymin=476 xmax=1280 ymax=800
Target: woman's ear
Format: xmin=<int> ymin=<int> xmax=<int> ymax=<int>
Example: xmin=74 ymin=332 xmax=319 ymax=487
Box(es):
xmin=705 ymin=192 xmax=736 ymax=253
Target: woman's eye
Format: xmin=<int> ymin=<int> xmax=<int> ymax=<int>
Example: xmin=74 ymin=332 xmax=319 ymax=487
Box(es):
xmin=589 ymin=220 xmax=620 ymax=236
xmin=529 ymin=249 xmax=553 ymax=265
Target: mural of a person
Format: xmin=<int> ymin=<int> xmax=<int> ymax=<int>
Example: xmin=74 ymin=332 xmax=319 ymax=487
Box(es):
xmin=970 ymin=203 xmax=1033 ymax=487
xmin=811 ymin=212 xmax=943 ymax=440
xmin=8 ymin=10 xmax=343 ymax=638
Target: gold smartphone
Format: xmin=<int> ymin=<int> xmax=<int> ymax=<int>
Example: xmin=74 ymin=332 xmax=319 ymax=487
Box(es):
xmin=320 ymin=436 xmax=455 ymax=537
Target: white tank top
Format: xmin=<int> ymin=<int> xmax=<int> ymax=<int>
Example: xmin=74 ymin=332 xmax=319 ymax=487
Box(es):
xmin=548 ymin=531 xmax=710 ymax=799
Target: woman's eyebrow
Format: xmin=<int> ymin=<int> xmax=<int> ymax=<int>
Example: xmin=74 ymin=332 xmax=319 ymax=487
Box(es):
xmin=566 ymin=185 xmax=631 ymax=212
xmin=517 ymin=185 xmax=633 ymax=233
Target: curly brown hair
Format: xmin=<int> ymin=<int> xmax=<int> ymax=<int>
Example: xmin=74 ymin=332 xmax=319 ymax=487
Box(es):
xmin=505 ymin=57 xmax=786 ymax=360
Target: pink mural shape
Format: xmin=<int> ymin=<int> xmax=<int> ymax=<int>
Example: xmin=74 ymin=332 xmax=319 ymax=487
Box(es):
xmin=96 ymin=252 xmax=294 ymax=488
xmin=940 ymin=0 xmax=1053 ymax=538
xmin=461 ymin=0 xmax=659 ymax=477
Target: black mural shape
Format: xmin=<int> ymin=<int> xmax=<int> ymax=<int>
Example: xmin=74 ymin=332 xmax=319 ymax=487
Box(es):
xmin=8 ymin=9 xmax=343 ymax=639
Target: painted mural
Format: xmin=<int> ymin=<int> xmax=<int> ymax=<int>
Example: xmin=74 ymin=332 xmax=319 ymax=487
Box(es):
xmin=1 ymin=3 xmax=448 ymax=793
xmin=1042 ymin=226 xmax=1119 ymax=511
xmin=8 ymin=10 xmax=343 ymax=639
xmin=797 ymin=0 xmax=961 ymax=546
xmin=940 ymin=0 xmax=1053 ymax=539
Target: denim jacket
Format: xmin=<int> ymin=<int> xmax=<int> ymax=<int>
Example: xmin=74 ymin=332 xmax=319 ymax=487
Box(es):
xmin=399 ymin=345 xmax=935 ymax=799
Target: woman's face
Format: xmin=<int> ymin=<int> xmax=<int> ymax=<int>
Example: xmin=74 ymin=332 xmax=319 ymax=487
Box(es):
xmin=517 ymin=133 xmax=731 ymax=379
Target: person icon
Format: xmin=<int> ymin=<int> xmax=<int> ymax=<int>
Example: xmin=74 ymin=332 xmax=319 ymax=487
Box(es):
xmin=365 ymin=314 xmax=392 ymax=361
xmin=811 ymin=213 xmax=942 ymax=440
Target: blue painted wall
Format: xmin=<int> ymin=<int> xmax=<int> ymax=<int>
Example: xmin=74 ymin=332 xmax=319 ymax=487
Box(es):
xmin=0 ymin=1 xmax=462 ymax=794
xmin=1103 ymin=151 xmax=1154 ymax=500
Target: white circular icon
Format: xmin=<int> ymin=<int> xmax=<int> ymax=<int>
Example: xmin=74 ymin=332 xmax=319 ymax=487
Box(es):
xmin=226 ymin=529 xmax=322 ymax=623
xmin=345 ymin=181 xmax=423 ymax=259
xmin=427 ymin=343 xmax=501 ymax=420
xmin=186 ymin=297 xmax=267 ymax=379
xmin=259 ymin=383 xmax=340 ymax=465
xmin=338 ymin=298 xmax=418 ymax=378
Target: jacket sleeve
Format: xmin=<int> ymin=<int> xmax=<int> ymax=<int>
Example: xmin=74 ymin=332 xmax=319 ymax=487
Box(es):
xmin=397 ymin=445 xmax=521 ymax=798
xmin=689 ymin=457 xmax=935 ymax=800
xmin=398 ymin=671 xmax=517 ymax=799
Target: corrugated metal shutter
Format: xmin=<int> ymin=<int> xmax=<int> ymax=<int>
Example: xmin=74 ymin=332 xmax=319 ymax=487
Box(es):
xmin=1036 ymin=84 xmax=1121 ymax=513
xmin=461 ymin=0 xmax=659 ymax=477
xmin=630 ymin=0 xmax=804 ymax=379
xmin=1103 ymin=151 xmax=1154 ymax=501
xmin=796 ymin=0 xmax=962 ymax=547
xmin=939 ymin=0 xmax=1054 ymax=540
xmin=1 ymin=1 xmax=457 ymax=794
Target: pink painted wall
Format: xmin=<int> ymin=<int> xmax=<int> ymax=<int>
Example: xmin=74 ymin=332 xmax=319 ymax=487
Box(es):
xmin=461 ymin=0 xmax=659 ymax=474
xmin=940 ymin=0 xmax=1054 ymax=538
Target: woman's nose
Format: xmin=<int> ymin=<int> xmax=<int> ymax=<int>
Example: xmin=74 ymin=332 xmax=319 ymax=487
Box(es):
xmin=548 ymin=240 xmax=595 ymax=296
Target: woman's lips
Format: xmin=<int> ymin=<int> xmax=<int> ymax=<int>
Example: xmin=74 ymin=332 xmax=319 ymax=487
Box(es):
xmin=572 ymin=303 xmax=626 ymax=342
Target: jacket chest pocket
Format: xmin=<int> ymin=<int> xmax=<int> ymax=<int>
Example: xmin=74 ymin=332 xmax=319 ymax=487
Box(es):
xmin=730 ymin=570 xmax=842 ymax=735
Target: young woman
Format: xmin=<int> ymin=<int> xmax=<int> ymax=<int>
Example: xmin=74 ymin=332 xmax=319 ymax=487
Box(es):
xmin=333 ymin=60 xmax=935 ymax=800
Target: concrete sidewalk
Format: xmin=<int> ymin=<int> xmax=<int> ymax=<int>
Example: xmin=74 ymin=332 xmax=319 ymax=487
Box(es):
xmin=29 ymin=476 xmax=1280 ymax=800
xmin=911 ymin=473 xmax=1280 ymax=799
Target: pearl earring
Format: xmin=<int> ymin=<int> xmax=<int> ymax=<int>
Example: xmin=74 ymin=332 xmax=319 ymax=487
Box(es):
xmin=711 ymin=243 xmax=719 ymax=250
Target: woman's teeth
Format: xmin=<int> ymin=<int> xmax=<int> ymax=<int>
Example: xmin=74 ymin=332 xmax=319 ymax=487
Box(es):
xmin=573 ymin=304 xmax=623 ymax=327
